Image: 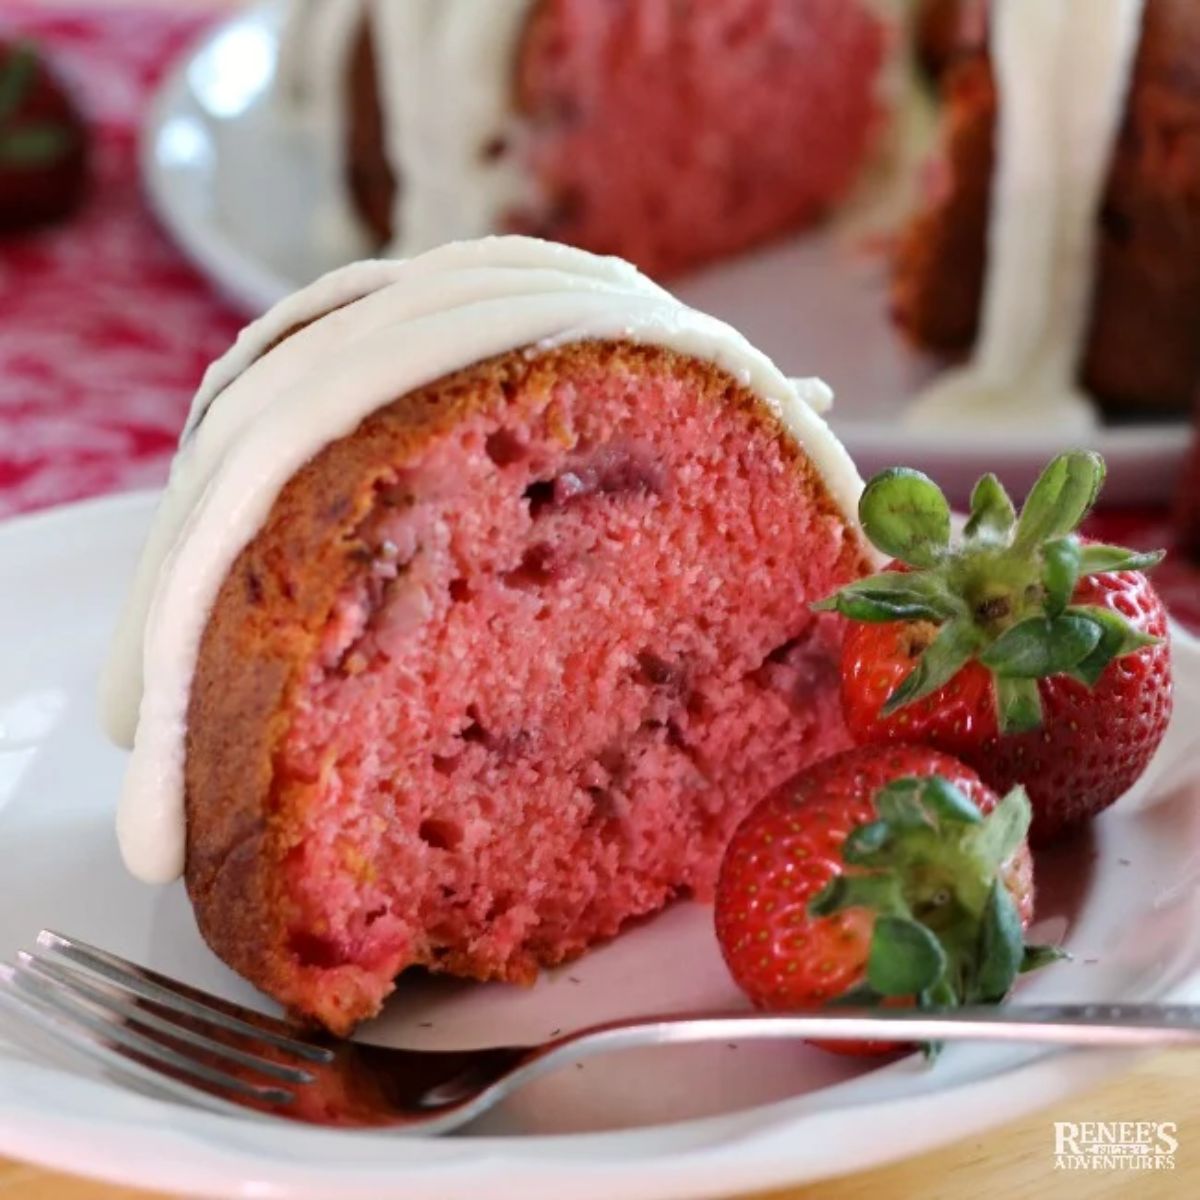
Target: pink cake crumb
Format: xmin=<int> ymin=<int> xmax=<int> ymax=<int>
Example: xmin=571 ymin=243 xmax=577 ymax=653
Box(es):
xmin=257 ymin=354 xmax=858 ymax=1025
xmin=513 ymin=0 xmax=890 ymax=276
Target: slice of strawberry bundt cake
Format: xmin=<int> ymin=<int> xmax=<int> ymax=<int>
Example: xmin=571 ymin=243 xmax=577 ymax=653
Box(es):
xmin=279 ymin=0 xmax=894 ymax=278
xmin=103 ymin=237 xmax=871 ymax=1033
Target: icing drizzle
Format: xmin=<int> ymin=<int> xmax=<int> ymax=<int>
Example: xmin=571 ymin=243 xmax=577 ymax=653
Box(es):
xmin=275 ymin=0 xmax=539 ymax=256
xmin=905 ymin=0 xmax=1147 ymax=434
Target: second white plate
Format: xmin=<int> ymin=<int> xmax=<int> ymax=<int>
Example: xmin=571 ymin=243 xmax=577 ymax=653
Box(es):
xmin=141 ymin=2 xmax=1189 ymax=506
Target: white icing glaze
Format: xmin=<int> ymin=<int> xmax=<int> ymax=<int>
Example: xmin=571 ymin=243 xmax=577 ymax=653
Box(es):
xmin=273 ymin=0 xmax=372 ymax=256
xmin=99 ymin=259 xmax=408 ymax=750
xmin=273 ymin=3 xmax=362 ymax=154
xmin=372 ymin=0 xmax=539 ymax=256
xmin=906 ymin=0 xmax=1146 ymax=433
xmin=105 ymin=237 xmax=866 ymax=884
xmin=837 ymin=0 xmax=938 ymax=242
xmin=275 ymin=0 xmax=540 ymax=256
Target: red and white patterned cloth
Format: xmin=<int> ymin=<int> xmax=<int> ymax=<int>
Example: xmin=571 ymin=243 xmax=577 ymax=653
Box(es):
xmin=0 ymin=3 xmax=238 ymax=513
xmin=0 ymin=3 xmax=1197 ymax=630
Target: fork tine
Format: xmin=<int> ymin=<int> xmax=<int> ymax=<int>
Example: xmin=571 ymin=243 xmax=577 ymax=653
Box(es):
xmin=18 ymin=953 xmax=316 ymax=1087
xmin=0 ymin=964 xmax=270 ymax=1123
xmin=2 ymin=960 xmax=297 ymax=1108
xmin=37 ymin=931 xmax=333 ymax=1064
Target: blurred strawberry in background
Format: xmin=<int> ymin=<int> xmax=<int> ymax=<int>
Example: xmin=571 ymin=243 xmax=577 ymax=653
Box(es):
xmin=0 ymin=37 xmax=88 ymax=232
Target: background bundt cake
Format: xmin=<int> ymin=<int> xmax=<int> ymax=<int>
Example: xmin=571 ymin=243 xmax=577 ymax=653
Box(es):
xmin=279 ymin=0 xmax=895 ymax=279
xmin=894 ymin=0 xmax=1200 ymax=421
xmin=280 ymin=1 xmax=1198 ymax=431
xmin=103 ymin=238 xmax=870 ymax=1033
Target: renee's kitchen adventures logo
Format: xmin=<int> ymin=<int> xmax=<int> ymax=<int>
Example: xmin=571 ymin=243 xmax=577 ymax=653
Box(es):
xmin=1054 ymin=1122 xmax=1178 ymax=1171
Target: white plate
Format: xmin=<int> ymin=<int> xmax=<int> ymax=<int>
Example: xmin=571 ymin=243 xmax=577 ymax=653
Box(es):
xmin=1 ymin=492 xmax=1199 ymax=1198
xmin=141 ymin=1 xmax=1189 ymax=507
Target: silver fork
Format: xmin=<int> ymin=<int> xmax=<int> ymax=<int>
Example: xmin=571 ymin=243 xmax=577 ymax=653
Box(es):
xmin=2 ymin=930 xmax=1199 ymax=1134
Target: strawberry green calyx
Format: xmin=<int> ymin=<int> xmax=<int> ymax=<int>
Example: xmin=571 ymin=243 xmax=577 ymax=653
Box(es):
xmin=814 ymin=451 xmax=1164 ymax=734
xmin=0 ymin=43 xmax=37 ymax=121
xmin=0 ymin=42 xmax=74 ymax=169
xmin=808 ymin=776 xmax=1063 ymax=1017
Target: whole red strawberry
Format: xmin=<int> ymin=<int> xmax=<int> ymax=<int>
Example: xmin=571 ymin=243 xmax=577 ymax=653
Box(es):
xmin=0 ymin=39 xmax=89 ymax=233
xmin=817 ymin=452 xmax=1173 ymax=843
xmin=715 ymin=744 xmax=1059 ymax=1055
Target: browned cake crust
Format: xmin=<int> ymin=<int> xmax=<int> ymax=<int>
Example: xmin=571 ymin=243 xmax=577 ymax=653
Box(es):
xmin=183 ymin=339 xmax=862 ymax=1028
xmin=914 ymin=0 xmax=985 ymax=81
xmin=345 ymin=15 xmax=394 ymax=244
xmin=892 ymin=0 xmax=1200 ymax=418
xmin=890 ymin=56 xmax=995 ymax=353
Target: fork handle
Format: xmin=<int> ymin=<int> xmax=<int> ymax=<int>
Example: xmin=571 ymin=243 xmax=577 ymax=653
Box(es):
xmin=539 ymin=1003 xmax=1200 ymax=1060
